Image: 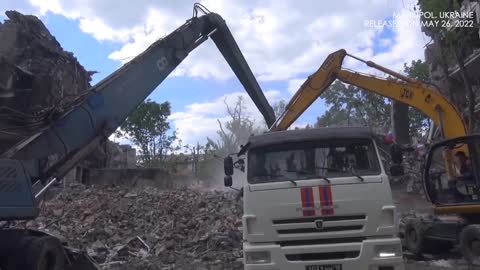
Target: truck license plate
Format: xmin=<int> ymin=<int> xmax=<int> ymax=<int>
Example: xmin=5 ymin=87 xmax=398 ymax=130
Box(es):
xmin=306 ymin=264 xmax=342 ymax=270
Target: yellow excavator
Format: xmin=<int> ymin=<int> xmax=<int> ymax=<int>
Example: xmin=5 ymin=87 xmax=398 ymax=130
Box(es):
xmin=273 ymin=49 xmax=480 ymax=260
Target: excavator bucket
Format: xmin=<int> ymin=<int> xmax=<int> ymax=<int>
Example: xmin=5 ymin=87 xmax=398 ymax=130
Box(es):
xmin=0 ymin=229 xmax=101 ymax=270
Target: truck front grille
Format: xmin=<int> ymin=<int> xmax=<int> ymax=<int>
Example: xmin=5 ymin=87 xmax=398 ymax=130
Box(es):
xmin=273 ymin=215 xmax=366 ymax=225
xmin=273 ymin=214 xmax=366 ymax=235
xmin=277 ymin=237 xmax=366 ymax=247
xmin=286 ymin=251 xmax=360 ymax=261
xmin=277 ymin=225 xmax=363 ymax=234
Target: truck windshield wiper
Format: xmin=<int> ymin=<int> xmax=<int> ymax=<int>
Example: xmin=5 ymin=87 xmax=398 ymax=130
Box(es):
xmin=315 ymin=166 xmax=364 ymax=182
xmin=318 ymin=175 xmax=331 ymax=183
xmin=287 ymin=179 xmax=298 ymax=186
xmin=349 ymin=170 xmax=364 ymax=182
xmin=256 ymin=173 xmax=297 ymax=186
xmin=287 ymin=169 xmax=331 ymax=184
xmin=303 ymin=174 xmax=331 ymax=183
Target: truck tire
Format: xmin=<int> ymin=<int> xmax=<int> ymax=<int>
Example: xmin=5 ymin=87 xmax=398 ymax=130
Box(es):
xmin=20 ymin=236 xmax=66 ymax=270
xmin=460 ymin=224 xmax=480 ymax=262
xmin=404 ymin=219 xmax=426 ymax=255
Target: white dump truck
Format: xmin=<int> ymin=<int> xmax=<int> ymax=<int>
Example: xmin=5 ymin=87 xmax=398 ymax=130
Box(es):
xmin=224 ymin=127 xmax=405 ymax=270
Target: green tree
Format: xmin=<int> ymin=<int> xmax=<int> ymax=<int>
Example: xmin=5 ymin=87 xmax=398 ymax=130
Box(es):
xmin=315 ymin=106 xmax=350 ymax=127
xmin=403 ymin=60 xmax=431 ymax=140
xmin=117 ymin=99 xmax=177 ymax=166
xmin=315 ymin=61 xmax=436 ymax=140
xmin=314 ymin=81 xmax=391 ymax=133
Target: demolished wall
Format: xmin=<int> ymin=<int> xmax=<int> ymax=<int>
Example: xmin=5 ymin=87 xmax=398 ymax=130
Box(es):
xmin=0 ymin=11 xmax=137 ymax=177
xmin=0 ymin=11 xmax=95 ymax=151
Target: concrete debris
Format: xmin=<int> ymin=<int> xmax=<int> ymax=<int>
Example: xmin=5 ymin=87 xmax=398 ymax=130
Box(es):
xmin=24 ymin=184 xmax=244 ymax=270
xmin=430 ymin=260 xmax=452 ymax=268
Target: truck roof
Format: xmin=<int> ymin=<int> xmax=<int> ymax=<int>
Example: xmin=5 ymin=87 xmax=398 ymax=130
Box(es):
xmin=247 ymin=126 xmax=374 ymax=149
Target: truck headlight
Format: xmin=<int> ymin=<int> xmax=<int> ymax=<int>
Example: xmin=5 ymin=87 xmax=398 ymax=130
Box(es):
xmin=375 ymin=244 xmax=402 ymax=258
xmin=245 ymin=251 xmax=271 ymax=264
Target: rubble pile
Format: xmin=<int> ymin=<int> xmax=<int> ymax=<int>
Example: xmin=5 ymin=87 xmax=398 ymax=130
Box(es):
xmin=27 ymin=185 xmax=244 ymax=269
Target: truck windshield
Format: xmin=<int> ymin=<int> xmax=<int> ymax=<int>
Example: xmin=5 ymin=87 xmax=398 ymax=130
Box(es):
xmin=247 ymin=139 xmax=381 ymax=184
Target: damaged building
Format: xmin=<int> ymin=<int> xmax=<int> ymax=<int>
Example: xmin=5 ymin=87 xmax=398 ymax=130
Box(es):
xmin=423 ymin=0 xmax=480 ymax=132
xmin=0 ymin=10 xmax=135 ymax=184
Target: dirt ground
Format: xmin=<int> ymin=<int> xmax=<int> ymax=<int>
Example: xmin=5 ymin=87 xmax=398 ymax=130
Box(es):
xmin=405 ymin=259 xmax=480 ymax=269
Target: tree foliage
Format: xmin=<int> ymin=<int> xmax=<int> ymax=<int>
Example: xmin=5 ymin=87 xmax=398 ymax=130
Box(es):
xmin=404 ymin=60 xmax=431 ymax=139
xmin=183 ymin=141 xmax=214 ymax=177
xmin=314 ymin=81 xmax=391 ymax=133
xmin=207 ymin=96 xmax=258 ymax=156
xmin=314 ymin=60 xmax=432 ymax=139
xmin=272 ymin=99 xmax=287 ymax=118
xmin=418 ymin=0 xmax=463 ymax=44
xmin=118 ymin=99 xmax=178 ymax=167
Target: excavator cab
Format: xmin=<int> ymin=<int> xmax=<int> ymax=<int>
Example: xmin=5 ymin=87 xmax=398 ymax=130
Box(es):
xmin=424 ymin=135 xmax=480 ymax=209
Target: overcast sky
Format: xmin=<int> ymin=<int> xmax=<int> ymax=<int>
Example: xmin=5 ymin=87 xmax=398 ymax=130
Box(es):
xmin=1 ymin=0 xmax=429 ymax=146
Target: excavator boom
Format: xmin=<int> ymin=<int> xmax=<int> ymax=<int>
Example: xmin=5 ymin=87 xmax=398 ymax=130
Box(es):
xmin=271 ymin=49 xmax=467 ymax=140
xmin=8 ymin=12 xmax=275 ymax=162
xmin=0 ymin=7 xmax=275 ymax=220
xmin=271 ymin=49 xmax=346 ymax=131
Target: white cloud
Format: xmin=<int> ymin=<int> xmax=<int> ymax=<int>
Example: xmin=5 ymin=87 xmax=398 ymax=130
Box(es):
xmin=368 ymin=4 xmax=426 ymax=72
xmin=0 ymin=0 xmax=37 ymax=15
xmin=169 ymin=90 xmax=281 ymax=146
xmin=287 ymin=79 xmax=304 ymax=95
xmin=78 ymin=17 xmax=134 ymax=42
xmin=25 ymin=0 xmax=427 ymax=82
xmin=379 ymin=38 xmax=393 ymax=48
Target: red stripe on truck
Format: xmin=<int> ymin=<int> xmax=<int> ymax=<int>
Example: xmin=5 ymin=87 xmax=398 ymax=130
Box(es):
xmin=300 ymin=187 xmax=309 ymax=216
xmin=325 ymin=184 xmax=334 ymax=215
xmin=318 ymin=186 xmax=326 ymax=215
xmin=319 ymin=185 xmax=334 ymax=215
xmin=306 ymin=187 xmax=315 ymax=216
xmin=300 ymin=187 xmax=315 ymax=216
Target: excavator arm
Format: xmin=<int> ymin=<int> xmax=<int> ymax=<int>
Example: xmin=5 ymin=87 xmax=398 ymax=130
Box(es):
xmin=8 ymin=10 xmax=275 ymax=162
xmin=0 ymin=5 xmax=275 ymax=219
xmin=271 ymin=49 xmax=467 ymax=140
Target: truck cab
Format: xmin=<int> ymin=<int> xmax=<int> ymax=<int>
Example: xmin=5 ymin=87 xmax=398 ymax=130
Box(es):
xmin=225 ymin=127 xmax=404 ymax=270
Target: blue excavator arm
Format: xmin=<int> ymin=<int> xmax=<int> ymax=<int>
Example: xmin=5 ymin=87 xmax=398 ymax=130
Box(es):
xmin=0 ymin=7 xmax=275 ymax=220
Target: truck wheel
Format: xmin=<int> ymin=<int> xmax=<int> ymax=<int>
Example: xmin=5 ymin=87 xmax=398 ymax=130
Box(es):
xmin=460 ymin=224 xmax=480 ymax=262
xmin=404 ymin=219 xmax=426 ymax=255
xmin=20 ymin=236 xmax=66 ymax=270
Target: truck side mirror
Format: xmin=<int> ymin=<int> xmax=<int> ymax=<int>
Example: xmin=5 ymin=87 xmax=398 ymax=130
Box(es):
xmin=390 ymin=144 xmax=403 ymax=164
xmin=390 ymin=164 xmax=404 ymax=176
xmin=224 ymin=156 xmax=234 ymax=176
xmin=224 ymin=175 xmax=233 ymax=187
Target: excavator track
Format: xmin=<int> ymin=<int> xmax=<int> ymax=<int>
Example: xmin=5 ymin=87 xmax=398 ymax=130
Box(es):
xmin=0 ymin=229 xmax=99 ymax=270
